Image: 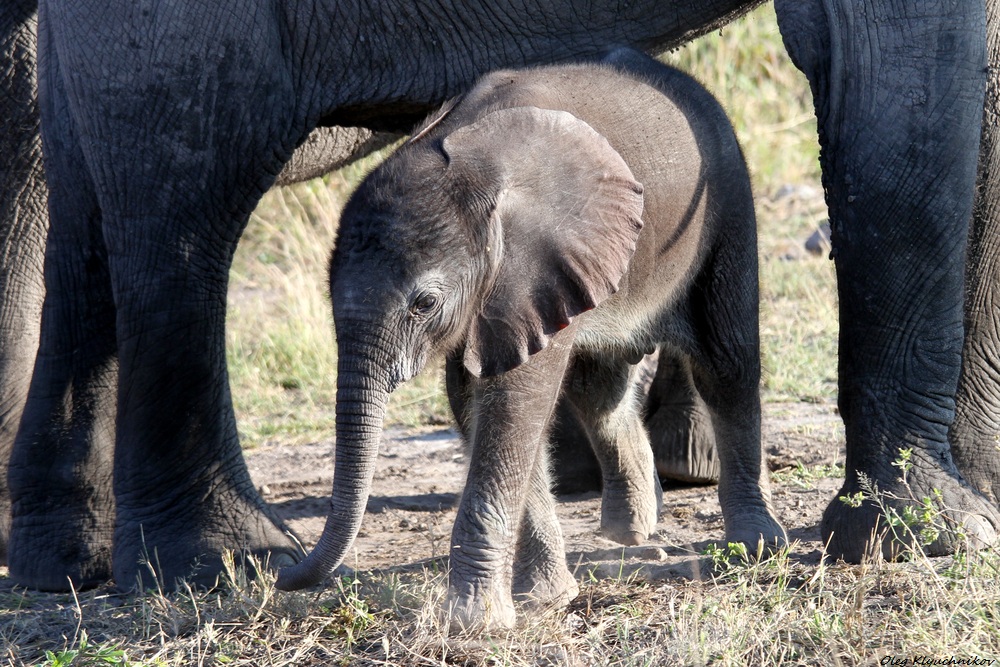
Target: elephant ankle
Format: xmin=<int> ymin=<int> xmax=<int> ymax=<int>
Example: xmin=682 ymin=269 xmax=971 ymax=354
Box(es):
xmin=7 ymin=498 xmax=115 ymax=591
xmin=8 ymin=521 xmax=113 ymax=591
xmin=112 ymin=497 xmax=301 ymax=591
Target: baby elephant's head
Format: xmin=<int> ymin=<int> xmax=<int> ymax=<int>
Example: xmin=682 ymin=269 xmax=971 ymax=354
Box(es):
xmin=331 ymin=105 xmax=646 ymax=388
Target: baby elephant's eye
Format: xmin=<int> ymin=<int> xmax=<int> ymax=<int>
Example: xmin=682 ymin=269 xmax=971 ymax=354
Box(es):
xmin=410 ymin=292 xmax=440 ymax=316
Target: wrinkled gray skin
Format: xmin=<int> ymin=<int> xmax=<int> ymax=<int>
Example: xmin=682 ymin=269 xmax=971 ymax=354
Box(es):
xmin=547 ymin=346 xmax=721 ymax=493
xmin=277 ymin=53 xmax=786 ymax=629
xmin=2 ymin=0 xmax=1000 ymax=592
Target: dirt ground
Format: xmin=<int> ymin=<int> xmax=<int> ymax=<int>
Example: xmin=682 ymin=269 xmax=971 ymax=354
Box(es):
xmin=248 ymin=401 xmax=846 ymax=583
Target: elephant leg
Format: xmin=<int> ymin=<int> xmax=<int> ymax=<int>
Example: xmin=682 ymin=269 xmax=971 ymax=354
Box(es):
xmin=511 ymin=445 xmax=578 ymax=609
xmin=951 ymin=0 xmax=1000 ymax=505
xmin=445 ymin=352 xmax=475 ymax=441
xmin=563 ymin=353 xmax=662 ymax=546
xmin=684 ymin=181 xmax=784 ymax=555
xmin=549 ymin=348 xmax=720 ymax=493
xmin=547 ymin=397 xmax=603 ymax=495
xmin=447 ymin=352 xmax=578 ymax=610
xmin=447 ymin=339 xmax=573 ymax=632
xmin=459 ymin=352 xmax=605 ymax=497
xmin=101 ymin=177 xmax=302 ymax=588
xmin=7 ymin=22 xmax=117 ymax=590
xmin=689 ymin=339 xmax=786 ymax=553
xmin=107 ymin=234 xmax=302 ymax=589
xmin=777 ymin=0 xmax=1000 ymax=561
xmin=0 ymin=3 xmax=47 ymax=565
xmin=645 ymin=349 xmax=720 ymax=484
xmin=24 ymin=6 xmax=301 ymax=590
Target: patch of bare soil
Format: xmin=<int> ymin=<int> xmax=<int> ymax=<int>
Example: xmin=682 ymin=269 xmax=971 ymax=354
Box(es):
xmin=248 ymin=401 xmax=845 ymax=583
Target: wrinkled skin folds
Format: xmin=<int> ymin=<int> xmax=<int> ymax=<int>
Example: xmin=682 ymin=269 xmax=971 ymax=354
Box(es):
xmin=0 ymin=0 xmax=998 ymax=598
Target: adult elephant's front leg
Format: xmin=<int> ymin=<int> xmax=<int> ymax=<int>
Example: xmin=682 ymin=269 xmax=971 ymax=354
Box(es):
xmin=17 ymin=2 xmax=302 ymax=590
xmin=107 ymin=226 xmax=301 ymax=588
xmin=777 ymin=0 xmax=1000 ymax=561
xmin=100 ymin=153 xmax=302 ymax=588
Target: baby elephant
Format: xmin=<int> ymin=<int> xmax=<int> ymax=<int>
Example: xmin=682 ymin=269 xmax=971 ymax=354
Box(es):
xmin=277 ymin=48 xmax=786 ymax=629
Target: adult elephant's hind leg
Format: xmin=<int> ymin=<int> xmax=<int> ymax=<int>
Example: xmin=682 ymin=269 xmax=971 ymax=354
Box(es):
xmin=777 ymin=0 xmax=1000 ymax=561
xmin=951 ymin=0 xmax=1000 ymax=507
xmin=0 ymin=3 xmax=47 ymax=565
xmin=7 ymin=26 xmax=117 ymax=590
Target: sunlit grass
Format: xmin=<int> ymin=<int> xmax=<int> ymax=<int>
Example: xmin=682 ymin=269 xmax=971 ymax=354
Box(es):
xmin=7 ymin=528 xmax=1000 ymax=666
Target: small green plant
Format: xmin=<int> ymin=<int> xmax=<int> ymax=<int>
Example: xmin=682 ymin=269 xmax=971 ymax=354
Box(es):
xmin=42 ymin=630 xmax=130 ymax=667
xmin=836 ymin=450 xmax=963 ymax=558
xmin=773 ymin=461 xmax=844 ymax=489
xmin=322 ymin=577 xmax=388 ymax=651
xmin=702 ymin=541 xmax=752 ymax=578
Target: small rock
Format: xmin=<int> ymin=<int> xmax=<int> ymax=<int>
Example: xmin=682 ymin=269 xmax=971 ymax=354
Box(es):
xmin=805 ymin=221 xmax=832 ymax=256
xmin=774 ymin=183 xmax=820 ymax=201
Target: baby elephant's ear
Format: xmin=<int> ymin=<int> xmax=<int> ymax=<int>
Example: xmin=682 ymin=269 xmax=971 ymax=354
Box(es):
xmin=443 ymin=106 xmax=645 ymax=377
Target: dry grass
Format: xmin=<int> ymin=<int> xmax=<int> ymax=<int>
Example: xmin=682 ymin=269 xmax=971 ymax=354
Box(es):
xmin=5 ymin=535 xmax=999 ymax=665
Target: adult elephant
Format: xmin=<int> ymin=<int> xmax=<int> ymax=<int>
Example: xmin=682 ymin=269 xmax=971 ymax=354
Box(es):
xmin=1 ymin=0 xmax=998 ymax=591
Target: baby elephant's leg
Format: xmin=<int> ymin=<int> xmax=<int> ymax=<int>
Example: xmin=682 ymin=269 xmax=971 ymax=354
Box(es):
xmin=447 ymin=341 xmax=573 ymax=632
xmin=449 ymin=355 xmax=578 ymax=609
xmin=689 ymin=237 xmax=787 ymax=555
xmin=512 ymin=445 xmax=579 ymax=609
xmin=564 ymin=353 xmax=662 ymax=545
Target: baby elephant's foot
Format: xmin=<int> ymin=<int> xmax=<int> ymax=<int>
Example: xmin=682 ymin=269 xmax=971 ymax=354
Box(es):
xmin=600 ymin=469 xmax=662 ymax=545
xmin=513 ymin=562 xmax=579 ymax=611
xmin=446 ymin=584 xmax=516 ymax=634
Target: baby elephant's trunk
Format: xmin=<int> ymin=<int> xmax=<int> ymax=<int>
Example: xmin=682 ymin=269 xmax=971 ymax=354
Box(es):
xmin=276 ymin=345 xmax=390 ymax=590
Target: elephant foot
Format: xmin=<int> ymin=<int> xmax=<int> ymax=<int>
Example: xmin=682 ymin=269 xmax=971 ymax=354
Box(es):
xmin=112 ymin=484 xmax=301 ymax=591
xmin=599 ymin=467 xmax=662 ymax=545
xmin=950 ymin=418 xmax=1000 ymax=506
xmin=446 ymin=584 xmax=517 ymax=634
xmin=512 ymin=556 xmax=578 ymax=611
xmin=723 ymin=508 xmax=788 ymax=558
xmin=8 ymin=505 xmax=115 ymax=592
xmin=647 ymin=402 xmax=720 ymax=484
xmin=644 ymin=354 xmax=719 ymax=484
xmin=822 ymin=452 xmax=1000 ymax=562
